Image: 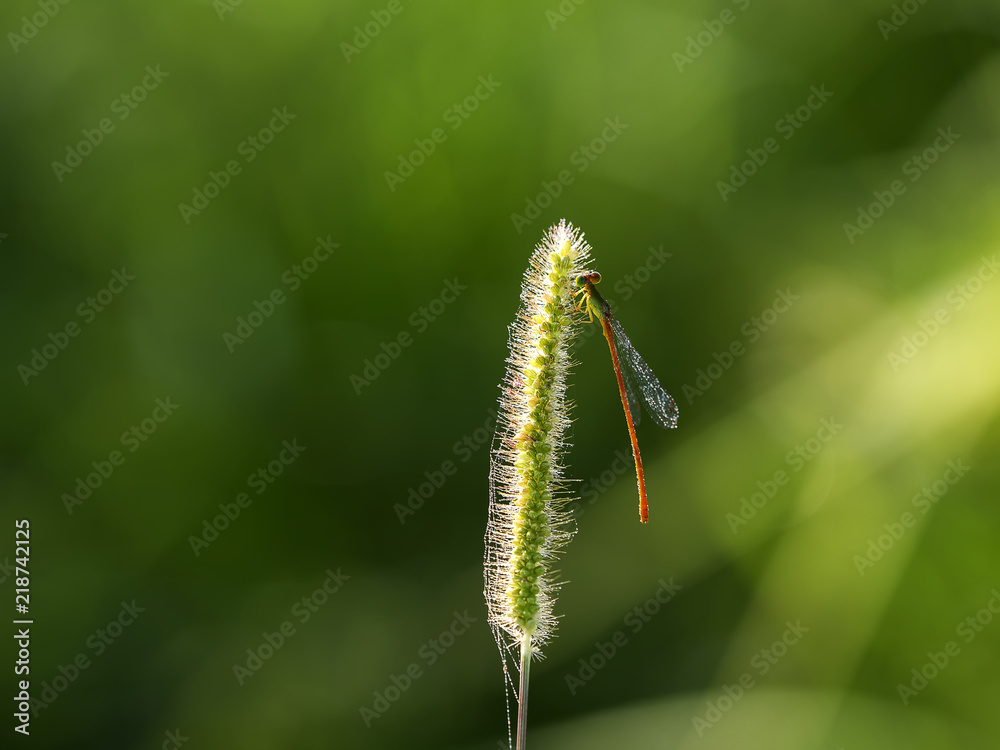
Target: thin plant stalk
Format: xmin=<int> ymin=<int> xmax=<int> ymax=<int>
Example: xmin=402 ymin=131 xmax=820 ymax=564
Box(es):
xmin=516 ymin=632 xmax=531 ymax=750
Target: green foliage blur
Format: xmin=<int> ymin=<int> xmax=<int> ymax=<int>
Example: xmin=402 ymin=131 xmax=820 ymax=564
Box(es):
xmin=2 ymin=0 xmax=999 ymax=748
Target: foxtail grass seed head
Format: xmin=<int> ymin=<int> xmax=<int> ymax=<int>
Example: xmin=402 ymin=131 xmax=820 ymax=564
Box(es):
xmin=485 ymin=220 xmax=592 ymax=661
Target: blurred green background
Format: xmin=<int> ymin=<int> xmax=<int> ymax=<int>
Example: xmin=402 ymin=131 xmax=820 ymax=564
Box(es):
xmin=2 ymin=1 xmax=999 ymax=748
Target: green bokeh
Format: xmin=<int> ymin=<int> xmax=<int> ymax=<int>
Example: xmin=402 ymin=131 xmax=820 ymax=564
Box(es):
xmin=2 ymin=1 xmax=999 ymax=748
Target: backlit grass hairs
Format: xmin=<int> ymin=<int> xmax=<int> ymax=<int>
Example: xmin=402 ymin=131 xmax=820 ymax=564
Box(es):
xmin=484 ymin=219 xmax=591 ymax=749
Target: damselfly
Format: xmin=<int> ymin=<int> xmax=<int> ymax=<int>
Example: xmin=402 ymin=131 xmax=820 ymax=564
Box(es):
xmin=574 ymin=271 xmax=679 ymax=523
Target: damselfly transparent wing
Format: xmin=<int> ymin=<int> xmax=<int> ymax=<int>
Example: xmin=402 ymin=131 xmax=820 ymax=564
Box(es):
xmin=615 ymin=337 xmax=644 ymax=428
xmin=607 ymin=315 xmax=679 ymax=430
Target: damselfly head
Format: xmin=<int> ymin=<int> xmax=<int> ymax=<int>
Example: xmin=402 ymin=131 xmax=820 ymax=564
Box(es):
xmin=572 ymin=271 xmax=601 ymax=288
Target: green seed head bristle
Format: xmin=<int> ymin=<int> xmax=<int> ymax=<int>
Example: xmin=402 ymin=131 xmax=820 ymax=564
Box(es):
xmin=485 ymin=220 xmax=593 ymax=655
